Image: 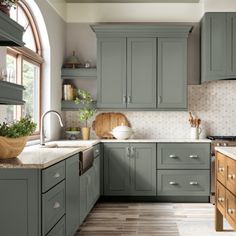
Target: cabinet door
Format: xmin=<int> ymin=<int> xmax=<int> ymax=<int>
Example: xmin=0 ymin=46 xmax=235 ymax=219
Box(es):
xmin=104 ymin=143 xmax=130 ymax=195
xmin=79 ymin=173 xmax=88 ymax=224
xmin=127 ymin=38 xmax=156 ymax=108
xmin=87 ymin=167 xmax=95 ymax=212
xmin=130 ymin=143 xmax=156 ymax=196
xmin=97 ymin=37 xmax=127 ymax=108
xmin=157 ymin=38 xmax=187 ymax=109
xmin=227 ymin=13 xmax=236 ymax=77
xmin=66 ymin=155 xmax=80 ymax=236
xmin=201 ymin=13 xmax=227 ymax=82
xmin=94 ymin=156 xmax=100 ymax=202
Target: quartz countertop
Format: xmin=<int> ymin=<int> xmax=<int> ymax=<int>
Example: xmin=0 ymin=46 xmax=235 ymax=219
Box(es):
xmin=0 ymin=138 xmax=211 ymax=169
xmin=215 ymin=147 xmax=236 ymax=161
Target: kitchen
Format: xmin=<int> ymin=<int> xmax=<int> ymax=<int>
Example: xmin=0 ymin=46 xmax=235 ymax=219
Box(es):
xmin=0 ymin=0 xmax=236 ymax=235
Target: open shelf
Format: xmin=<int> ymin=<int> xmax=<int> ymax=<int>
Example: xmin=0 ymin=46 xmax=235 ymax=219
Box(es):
xmin=61 ymin=68 xmax=97 ymax=79
xmin=61 ymin=100 xmax=97 ymax=111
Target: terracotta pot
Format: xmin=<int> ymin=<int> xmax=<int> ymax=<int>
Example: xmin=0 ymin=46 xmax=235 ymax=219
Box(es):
xmin=0 ymin=136 xmax=28 ymax=159
xmin=81 ymin=127 xmax=90 ymax=140
xmin=0 ymin=5 xmax=10 ymax=16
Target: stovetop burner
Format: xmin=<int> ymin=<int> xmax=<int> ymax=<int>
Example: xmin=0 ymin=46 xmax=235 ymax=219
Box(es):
xmin=207 ymin=136 xmax=236 ymax=141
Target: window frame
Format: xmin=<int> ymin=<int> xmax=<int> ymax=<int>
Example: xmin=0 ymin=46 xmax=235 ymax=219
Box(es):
xmin=6 ymin=0 xmax=44 ymax=140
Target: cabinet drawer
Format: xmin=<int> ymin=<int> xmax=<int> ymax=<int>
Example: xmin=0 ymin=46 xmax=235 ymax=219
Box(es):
xmin=157 ymin=143 xmax=210 ymax=169
xmin=47 ymin=216 xmax=65 ymax=236
xmin=157 ymin=170 xmax=210 ymax=196
xmin=93 ymin=144 xmax=101 ymax=157
xmin=42 ymin=161 xmax=65 ymax=193
xmin=42 ymin=181 xmax=65 ymax=235
xmin=226 ymin=156 xmax=236 ymax=195
xmin=216 ymin=152 xmax=227 ymax=185
xmin=226 ymin=188 xmax=236 ymax=229
xmin=216 ymin=181 xmax=226 ymax=216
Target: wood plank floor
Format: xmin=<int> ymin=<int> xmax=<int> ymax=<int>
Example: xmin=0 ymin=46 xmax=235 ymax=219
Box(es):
xmin=76 ymin=202 xmax=235 ymax=236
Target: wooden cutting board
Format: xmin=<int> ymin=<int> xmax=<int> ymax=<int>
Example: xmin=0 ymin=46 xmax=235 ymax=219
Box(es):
xmin=92 ymin=112 xmax=131 ymax=139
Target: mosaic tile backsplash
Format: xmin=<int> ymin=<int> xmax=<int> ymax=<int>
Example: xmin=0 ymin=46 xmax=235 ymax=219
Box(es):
xmin=64 ymin=80 xmax=236 ymax=139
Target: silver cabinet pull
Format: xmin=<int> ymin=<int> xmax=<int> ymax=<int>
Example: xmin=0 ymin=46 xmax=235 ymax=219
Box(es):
xmin=218 ymin=197 xmax=224 ymax=203
xmin=95 ymin=149 xmax=99 ymax=153
xmin=169 ymin=181 xmax=177 ymax=185
xmin=123 ymin=96 xmax=127 ymax=104
xmin=158 ymin=96 xmax=162 ymax=104
xmin=130 ymin=146 xmax=135 ymax=158
xmin=54 ymin=172 xmax=60 ymax=178
xmin=218 ymin=167 xmax=224 ymax=172
xmin=189 ymin=154 xmax=199 ymax=159
xmin=169 ymin=154 xmax=177 ymax=158
xmin=53 ymin=202 xmax=60 ymax=209
xmin=228 ymin=208 xmax=234 ymax=214
xmin=189 ymin=181 xmax=198 ymax=185
xmin=126 ymin=146 xmax=130 ymax=157
xmin=228 ymin=174 xmax=236 ymax=180
xmin=127 ymin=96 xmax=131 ymax=104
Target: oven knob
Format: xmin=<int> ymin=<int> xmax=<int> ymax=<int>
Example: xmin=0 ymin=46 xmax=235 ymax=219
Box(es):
xmin=223 ymin=143 xmax=228 ymax=147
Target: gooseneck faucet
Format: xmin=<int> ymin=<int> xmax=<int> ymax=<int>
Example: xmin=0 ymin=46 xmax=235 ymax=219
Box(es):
xmin=40 ymin=110 xmax=64 ymax=146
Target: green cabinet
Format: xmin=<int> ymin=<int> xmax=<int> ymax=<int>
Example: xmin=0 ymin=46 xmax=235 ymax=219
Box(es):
xmin=201 ymin=12 xmax=236 ymax=82
xmin=104 ymin=143 xmax=156 ymax=196
xmin=66 ymin=154 xmax=80 ymax=236
xmin=157 ymin=38 xmax=187 ymax=109
xmin=97 ymin=37 xmax=127 ymax=109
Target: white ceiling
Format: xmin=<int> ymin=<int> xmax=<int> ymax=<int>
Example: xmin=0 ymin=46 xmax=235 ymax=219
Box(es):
xmin=66 ymin=0 xmax=199 ymax=3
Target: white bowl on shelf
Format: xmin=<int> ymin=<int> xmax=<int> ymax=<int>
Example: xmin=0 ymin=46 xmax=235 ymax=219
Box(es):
xmin=110 ymin=125 xmax=133 ymax=140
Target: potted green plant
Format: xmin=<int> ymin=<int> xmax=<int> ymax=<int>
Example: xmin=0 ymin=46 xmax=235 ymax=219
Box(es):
xmin=0 ymin=0 xmax=18 ymax=16
xmin=0 ymin=116 xmax=36 ymax=159
xmin=75 ymin=89 xmax=96 ymax=140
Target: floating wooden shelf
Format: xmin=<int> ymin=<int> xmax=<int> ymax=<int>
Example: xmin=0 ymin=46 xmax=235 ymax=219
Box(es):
xmin=61 ymin=100 xmax=97 ymax=111
xmin=61 ymin=68 xmax=97 ymax=79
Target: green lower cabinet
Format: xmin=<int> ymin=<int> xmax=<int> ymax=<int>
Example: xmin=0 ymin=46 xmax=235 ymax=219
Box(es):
xmin=66 ymin=154 xmax=80 ymax=236
xmin=0 ymin=169 xmax=41 ymax=236
xmin=94 ymin=156 xmax=101 ymax=201
xmin=47 ymin=217 xmax=66 ymax=236
xmin=104 ymin=143 xmax=157 ymax=196
xmin=79 ymin=172 xmax=88 ymax=224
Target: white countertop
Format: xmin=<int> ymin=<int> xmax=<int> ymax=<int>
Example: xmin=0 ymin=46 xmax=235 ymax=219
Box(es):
xmin=0 ymin=138 xmax=211 ymax=169
xmin=215 ymin=147 xmax=236 ymax=161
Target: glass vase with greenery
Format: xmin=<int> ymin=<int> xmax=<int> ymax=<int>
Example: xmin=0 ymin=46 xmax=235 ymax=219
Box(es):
xmin=74 ymin=89 xmax=96 ymax=139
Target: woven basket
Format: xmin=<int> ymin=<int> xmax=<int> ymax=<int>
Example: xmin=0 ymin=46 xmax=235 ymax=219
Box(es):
xmin=0 ymin=136 xmax=28 ymax=159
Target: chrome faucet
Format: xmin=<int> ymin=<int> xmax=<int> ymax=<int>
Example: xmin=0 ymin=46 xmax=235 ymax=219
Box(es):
xmin=40 ymin=110 xmax=64 ymax=146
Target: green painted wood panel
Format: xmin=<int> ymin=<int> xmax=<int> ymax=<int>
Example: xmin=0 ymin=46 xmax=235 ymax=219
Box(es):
xmin=157 ymin=143 xmax=210 ymax=169
xmin=127 ymin=38 xmax=156 ymax=108
xmin=97 ymin=37 xmax=127 ymax=108
xmin=227 ymin=13 xmax=236 ymax=77
xmin=131 ymin=143 xmax=157 ymax=196
xmin=157 ymin=38 xmax=187 ymax=109
xmin=66 ymin=154 xmax=80 ymax=236
xmin=0 ymin=169 xmax=41 ymax=236
xmin=42 ymin=181 xmax=66 ymax=235
xmin=157 ymin=170 xmax=210 ymax=196
xmin=104 ymin=143 xmax=130 ymax=195
xmin=79 ymin=172 xmax=88 ymax=224
xmin=47 ymin=216 xmax=66 ymax=236
xmin=201 ymin=13 xmax=227 ymax=82
xmin=87 ymin=166 xmax=96 ymax=212
xmin=94 ymin=156 xmax=101 ymax=201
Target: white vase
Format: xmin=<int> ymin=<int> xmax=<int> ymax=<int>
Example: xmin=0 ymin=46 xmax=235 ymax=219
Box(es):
xmin=190 ymin=127 xmax=202 ymax=140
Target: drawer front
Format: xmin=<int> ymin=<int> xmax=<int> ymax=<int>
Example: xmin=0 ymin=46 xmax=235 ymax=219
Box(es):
xmin=216 ymin=181 xmax=226 ymax=216
xmin=42 ymin=161 xmax=65 ymax=193
xmin=42 ymin=181 xmax=65 ymax=235
xmin=157 ymin=143 xmax=210 ymax=169
xmin=47 ymin=216 xmax=65 ymax=236
xmin=225 ymin=188 xmax=236 ymax=228
xmin=93 ymin=144 xmax=101 ymax=157
xmin=157 ymin=170 xmax=210 ymax=196
xmin=226 ymin=156 xmax=236 ymax=195
xmin=216 ymin=152 xmax=227 ymax=185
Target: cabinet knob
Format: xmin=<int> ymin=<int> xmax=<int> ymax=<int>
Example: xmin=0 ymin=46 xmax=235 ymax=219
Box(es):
xmin=130 ymin=146 xmax=135 ymax=157
xmin=169 ymin=154 xmax=177 ymax=159
xmin=95 ymin=149 xmax=99 ymax=153
xmin=126 ymin=147 xmax=130 ymax=157
xmin=127 ymin=96 xmax=131 ymax=104
xmin=169 ymin=181 xmax=177 ymax=185
xmin=189 ymin=154 xmax=199 ymax=159
xmin=228 ymin=174 xmax=236 ymax=180
xmin=228 ymin=208 xmax=234 ymax=214
xmin=158 ymin=96 xmax=162 ymax=104
xmin=189 ymin=181 xmax=198 ymax=185
xmin=123 ymin=96 xmax=127 ymax=104
xmin=54 ymin=172 xmax=60 ymax=178
xmin=53 ymin=202 xmax=60 ymax=209
xmin=218 ymin=197 xmax=224 ymax=203
xmin=218 ymin=167 xmax=224 ymax=172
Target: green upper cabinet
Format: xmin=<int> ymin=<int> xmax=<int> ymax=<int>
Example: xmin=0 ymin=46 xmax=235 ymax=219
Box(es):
xmin=91 ymin=24 xmax=191 ymax=111
xmin=97 ymin=37 xmax=127 ymax=109
xmin=157 ymin=38 xmax=187 ymax=109
xmin=201 ymin=12 xmax=236 ymax=82
xmin=127 ymin=38 xmax=157 ymax=108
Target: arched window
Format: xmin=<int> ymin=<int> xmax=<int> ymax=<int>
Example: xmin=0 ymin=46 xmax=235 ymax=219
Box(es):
xmin=6 ymin=0 xmax=43 ymax=138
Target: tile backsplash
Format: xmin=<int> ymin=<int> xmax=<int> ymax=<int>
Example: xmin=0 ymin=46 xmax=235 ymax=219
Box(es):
xmin=64 ymin=80 xmax=236 ymax=139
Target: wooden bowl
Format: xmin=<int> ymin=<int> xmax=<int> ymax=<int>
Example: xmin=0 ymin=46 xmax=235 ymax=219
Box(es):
xmin=0 ymin=136 xmax=28 ymax=159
